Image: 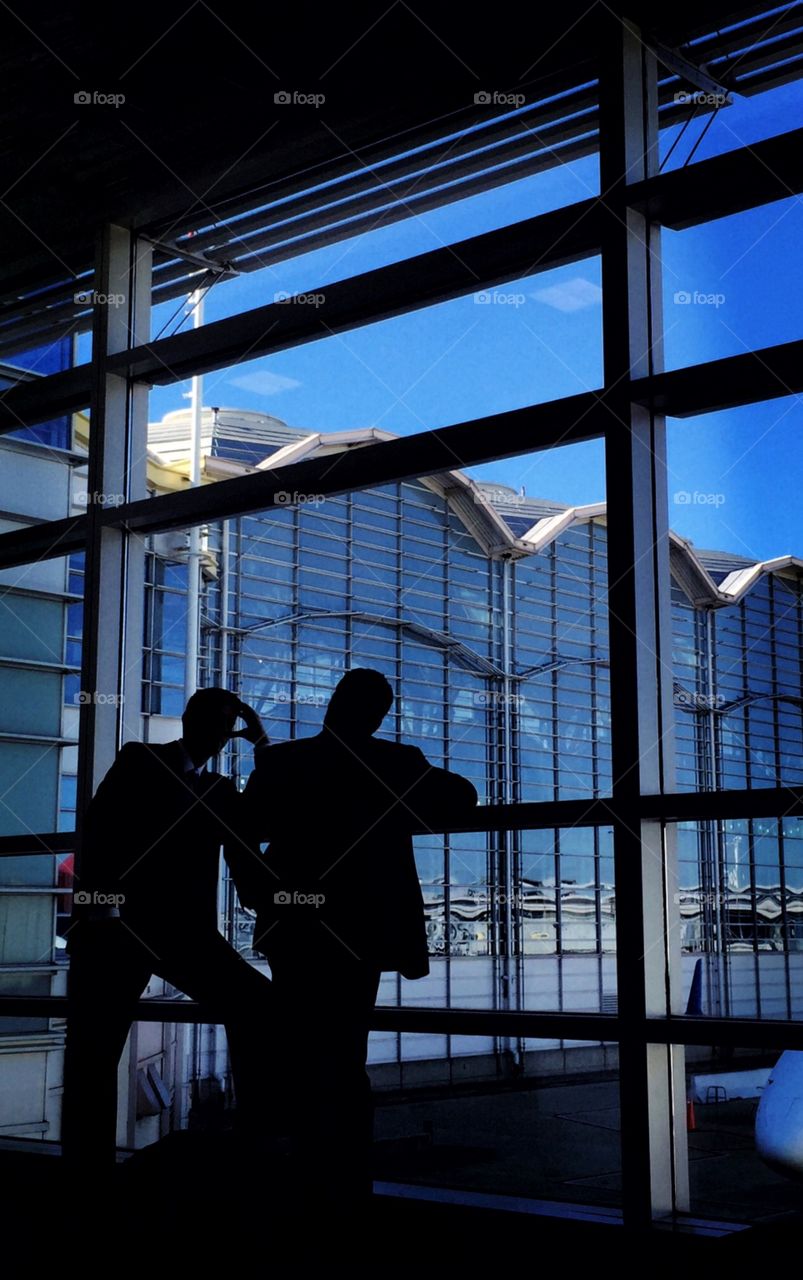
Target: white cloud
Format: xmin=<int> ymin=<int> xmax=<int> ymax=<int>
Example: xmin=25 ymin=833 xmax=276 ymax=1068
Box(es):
xmin=228 ymin=370 xmax=301 ymax=395
xmin=530 ymin=277 xmax=602 ymax=313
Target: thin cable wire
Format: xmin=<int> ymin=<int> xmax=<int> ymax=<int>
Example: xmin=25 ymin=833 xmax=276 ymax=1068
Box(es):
xmin=683 ymin=102 xmax=724 ymax=166
xmin=659 ymin=98 xmax=702 ymax=172
xmin=152 ymin=269 xmax=219 ymax=341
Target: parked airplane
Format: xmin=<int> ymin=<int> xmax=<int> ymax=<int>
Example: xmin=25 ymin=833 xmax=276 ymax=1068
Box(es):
xmin=755 ymin=1051 xmax=803 ymax=1179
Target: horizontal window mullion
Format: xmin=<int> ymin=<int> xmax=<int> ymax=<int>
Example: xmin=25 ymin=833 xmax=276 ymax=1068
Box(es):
xmin=0 ymin=832 xmax=73 ymax=856
xmin=3 ymin=995 xmax=803 ymax=1051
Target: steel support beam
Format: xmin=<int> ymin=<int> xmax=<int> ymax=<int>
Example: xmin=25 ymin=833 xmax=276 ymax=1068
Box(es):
xmin=1 ymin=997 xmax=801 ymax=1053
xmin=73 ymin=227 xmax=151 ymax=850
xmin=633 ymin=337 xmax=803 ymax=416
xmin=1 ymin=781 xmax=801 ymax=857
xmin=600 ymin=16 xmax=688 ymax=1224
xmin=3 ymin=114 xmax=803 ymax=435
xmin=631 ymin=125 xmax=803 ymax=230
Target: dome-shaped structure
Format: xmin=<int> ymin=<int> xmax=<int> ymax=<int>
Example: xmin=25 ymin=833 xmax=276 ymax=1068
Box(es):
xmin=148 ymin=407 xmax=310 ymax=467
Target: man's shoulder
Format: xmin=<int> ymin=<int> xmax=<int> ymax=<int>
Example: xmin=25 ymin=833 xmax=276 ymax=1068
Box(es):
xmin=371 ymin=738 xmax=425 ymax=761
xmin=109 ymin=739 xmax=152 ymax=768
xmin=108 ymin=740 xmax=200 ymax=784
xmin=249 ymin=735 xmax=320 ymax=774
xmin=361 ymin=738 xmax=428 ymax=779
xmin=91 ymin=740 xmax=163 ymax=801
xmin=118 ymin=739 xmax=183 ymax=768
xmin=382 ymin=739 xmax=423 ymax=755
xmin=267 ymin=736 xmax=321 ymax=757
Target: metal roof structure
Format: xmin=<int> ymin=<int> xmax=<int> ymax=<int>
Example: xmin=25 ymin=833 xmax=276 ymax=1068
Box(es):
xmin=2 ymin=3 xmax=802 ymax=360
xmin=148 ymin=414 xmax=803 ymax=606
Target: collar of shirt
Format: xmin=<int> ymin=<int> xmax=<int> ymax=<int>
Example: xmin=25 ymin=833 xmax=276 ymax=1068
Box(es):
xmin=178 ymin=740 xmax=206 ymax=777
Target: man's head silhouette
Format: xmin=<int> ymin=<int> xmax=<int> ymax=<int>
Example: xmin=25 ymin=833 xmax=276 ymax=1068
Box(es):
xmin=182 ymin=687 xmax=241 ymax=766
xmin=323 ymin=668 xmax=393 ymax=741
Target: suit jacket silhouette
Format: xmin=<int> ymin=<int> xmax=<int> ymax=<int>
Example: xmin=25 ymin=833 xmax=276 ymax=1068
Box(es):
xmin=79 ymin=739 xmax=255 ymax=946
xmin=241 ymin=731 xmax=478 ymax=979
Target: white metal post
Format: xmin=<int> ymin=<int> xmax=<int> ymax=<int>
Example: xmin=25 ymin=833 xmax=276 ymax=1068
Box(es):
xmin=184 ymin=289 xmax=205 ymax=704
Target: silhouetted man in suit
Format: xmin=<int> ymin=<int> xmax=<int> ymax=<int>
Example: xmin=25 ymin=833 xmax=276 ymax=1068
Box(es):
xmin=62 ymin=688 xmax=273 ymax=1173
xmin=242 ymin=668 xmax=478 ymax=1212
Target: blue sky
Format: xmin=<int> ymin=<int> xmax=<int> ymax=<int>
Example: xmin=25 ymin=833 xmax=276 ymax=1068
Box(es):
xmin=139 ymin=75 xmax=803 ymax=562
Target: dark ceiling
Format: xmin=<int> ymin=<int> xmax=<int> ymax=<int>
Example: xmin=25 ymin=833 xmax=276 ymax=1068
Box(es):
xmin=0 ymin=1 xmax=778 ymax=301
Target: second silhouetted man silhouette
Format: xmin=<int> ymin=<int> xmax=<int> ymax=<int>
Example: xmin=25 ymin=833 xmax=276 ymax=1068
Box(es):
xmin=242 ymin=667 xmax=478 ymax=1212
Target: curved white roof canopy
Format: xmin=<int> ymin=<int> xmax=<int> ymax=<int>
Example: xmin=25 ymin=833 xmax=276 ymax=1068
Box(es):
xmin=151 ymin=419 xmax=803 ymax=610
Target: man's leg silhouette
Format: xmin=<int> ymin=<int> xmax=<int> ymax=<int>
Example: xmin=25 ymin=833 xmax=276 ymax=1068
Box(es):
xmin=155 ymin=931 xmax=274 ymax=1137
xmin=268 ymin=950 xmax=381 ymax=1209
xmin=62 ymin=923 xmax=153 ymax=1170
xmin=63 ymin=925 xmax=274 ymax=1170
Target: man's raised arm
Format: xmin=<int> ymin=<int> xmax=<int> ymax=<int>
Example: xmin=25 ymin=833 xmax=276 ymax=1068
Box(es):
xmin=222 ymin=715 xmax=275 ymax=911
xmin=400 ymin=747 xmax=478 ymax=831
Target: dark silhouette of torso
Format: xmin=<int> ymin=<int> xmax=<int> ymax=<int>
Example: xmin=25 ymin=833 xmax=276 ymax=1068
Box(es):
xmin=81 ymin=739 xmax=254 ymax=947
xmin=243 ymin=728 xmax=478 ymax=977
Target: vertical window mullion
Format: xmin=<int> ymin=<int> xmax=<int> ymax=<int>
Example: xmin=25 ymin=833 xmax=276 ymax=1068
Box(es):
xmin=599 ymin=18 xmax=687 ymax=1225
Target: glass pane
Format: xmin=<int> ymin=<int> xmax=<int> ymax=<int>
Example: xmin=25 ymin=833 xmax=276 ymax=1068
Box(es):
xmin=0 ymin=876 xmax=63 ymax=1040
xmin=660 ymin=61 xmax=803 ymax=170
xmin=673 ymin=816 xmax=803 ymax=1020
xmin=667 ymin=401 xmax=802 ymax=796
xmin=372 ymin=1034 xmax=621 ymax=1207
xmin=1 ymin=336 xmax=75 ymax=447
xmin=0 ymin=432 xmax=83 ymax=1050
xmin=0 ymin=549 xmax=82 ymax=837
xmin=148 ymin=258 xmax=602 ymax=434
xmin=681 ymin=1041 xmax=803 ymax=1224
xmin=663 ymin=199 xmax=803 ymax=369
xmin=51 ymin=1013 xmax=622 ymax=1212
